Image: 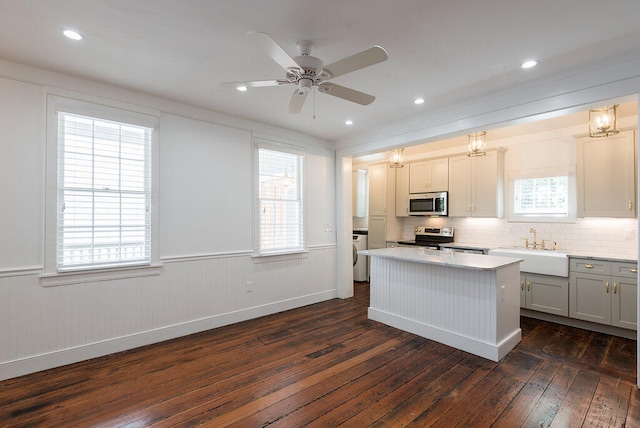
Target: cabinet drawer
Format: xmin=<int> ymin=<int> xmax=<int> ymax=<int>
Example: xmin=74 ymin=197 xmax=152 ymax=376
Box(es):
xmin=570 ymin=258 xmax=610 ymax=275
xmin=612 ymin=262 xmax=639 ymax=279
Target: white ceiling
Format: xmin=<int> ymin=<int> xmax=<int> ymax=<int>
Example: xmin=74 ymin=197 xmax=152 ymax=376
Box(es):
xmin=1 ymin=0 xmax=640 ymax=142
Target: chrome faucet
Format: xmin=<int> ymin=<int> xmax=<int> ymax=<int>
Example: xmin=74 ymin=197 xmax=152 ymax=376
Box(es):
xmin=530 ymin=228 xmax=537 ymax=249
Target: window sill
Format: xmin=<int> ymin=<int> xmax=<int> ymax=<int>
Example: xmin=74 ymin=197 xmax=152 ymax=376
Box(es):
xmin=40 ymin=264 xmax=163 ymax=287
xmin=508 ymin=215 xmax=576 ymax=224
xmin=252 ymin=250 xmax=309 ymax=264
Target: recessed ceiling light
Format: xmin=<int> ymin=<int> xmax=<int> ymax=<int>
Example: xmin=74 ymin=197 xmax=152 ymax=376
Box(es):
xmin=236 ymin=85 xmax=248 ymax=92
xmin=521 ymin=60 xmax=538 ymax=69
xmin=63 ymin=29 xmax=83 ymax=41
xmin=414 ymin=98 xmax=425 ymax=105
xmin=345 ymin=120 xmax=353 ymax=125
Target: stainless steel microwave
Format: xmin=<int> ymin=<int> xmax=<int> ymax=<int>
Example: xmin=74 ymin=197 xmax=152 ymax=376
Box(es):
xmin=409 ymin=192 xmax=448 ymax=216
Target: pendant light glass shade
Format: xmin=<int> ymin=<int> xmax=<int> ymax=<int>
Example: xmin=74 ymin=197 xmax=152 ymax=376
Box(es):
xmin=389 ymin=148 xmax=405 ymax=168
xmin=467 ymin=132 xmax=487 ymax=157
xmin=589 ymin=105 xmax=619 ymax=137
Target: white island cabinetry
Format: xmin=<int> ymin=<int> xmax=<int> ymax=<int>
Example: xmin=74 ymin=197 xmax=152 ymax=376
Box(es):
xmin=361 ymin=247 xmax=522 ymax=361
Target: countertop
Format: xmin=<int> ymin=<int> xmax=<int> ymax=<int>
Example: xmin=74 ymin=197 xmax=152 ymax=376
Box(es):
xmin=439 ymin=242 xmax=492 ymax=252
xmin=359 ymin=247 xmax=522 ymax=271
xmin=441 ymin=243 xmax=637 ymax=263
xmin=566 ymin=252 xmax=637 ymax=264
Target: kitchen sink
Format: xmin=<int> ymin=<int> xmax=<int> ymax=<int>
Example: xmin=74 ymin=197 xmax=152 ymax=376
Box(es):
xmin=487 ymin=248 xmax=569 ymax=277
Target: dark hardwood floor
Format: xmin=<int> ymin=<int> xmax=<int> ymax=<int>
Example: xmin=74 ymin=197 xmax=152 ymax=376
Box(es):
xmin=1 ymin=281 xmax=638 ymax=427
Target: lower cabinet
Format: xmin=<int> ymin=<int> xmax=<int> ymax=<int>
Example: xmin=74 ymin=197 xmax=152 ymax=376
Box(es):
xmin=520 ymin=273 xmax=569 ymax=316
xmin=368 ymin=216 xmax=387 ymax=250
xmin=569 ymin=258 xmax=638 ymax=330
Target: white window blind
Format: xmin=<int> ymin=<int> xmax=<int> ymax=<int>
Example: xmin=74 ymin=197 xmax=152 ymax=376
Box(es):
xmin=514 ymin=176 xmax=569 ymax=216
xmin=258 ymin=147 xmax=304 ymax=254
xmin=57 ymin=111 xmax=153 ymax=270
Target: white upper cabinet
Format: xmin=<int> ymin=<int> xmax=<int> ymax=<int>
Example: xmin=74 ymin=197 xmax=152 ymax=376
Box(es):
xmin=395 ymin=166 xmax=410 ymax=217
xmin=448 ymin=150 xmax=504 ymax=217
xmin=576 ymin=129 xmax=636 ymax=218
xmin=368 ymin=163 xmax=388 ymax=217
xmin=409 ymin=158 xmax=448 ymax=193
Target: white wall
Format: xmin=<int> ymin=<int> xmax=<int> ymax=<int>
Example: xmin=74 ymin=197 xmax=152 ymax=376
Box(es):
xmin=0 ymin=78 xmax=44 ymax=270
xmin=0 ymin=64 xmax=337 ymax=380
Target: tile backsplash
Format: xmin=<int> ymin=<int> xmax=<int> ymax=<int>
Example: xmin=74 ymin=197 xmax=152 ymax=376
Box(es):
xmin=353 ymin=216 xmax=369 ymax=229
xmin=402 ymin=216 xmax=638 ymax=259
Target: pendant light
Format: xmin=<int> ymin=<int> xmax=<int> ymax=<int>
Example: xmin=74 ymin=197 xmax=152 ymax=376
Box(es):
xmin=589 ymin=105 xmax=619 ymax=137
xmin=389 ymin=148 xmax=405 ymax=168
xmin=467 ymin=132 xmax=487 ymax=157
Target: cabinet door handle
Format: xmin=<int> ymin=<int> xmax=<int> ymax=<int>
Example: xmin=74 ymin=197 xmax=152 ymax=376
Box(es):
xmin=527 ymin=281 xmax=531 ymax=292
xmin=606 ymin=282 xmax=609 ymax=293
xmin=630 ymin=267 xmax=638 ymax=273
xmin=613 ymin=282 xmax=617 ymax=294
xmin=629 ymin=200 xmax=633 ymax=211
xmin=584 ymin=263 xmax=594 ymax=269
xmin=520 ymin=280 xmax=524 ymax=291
xmin=467 ymin=205 xmax=472 ymax=212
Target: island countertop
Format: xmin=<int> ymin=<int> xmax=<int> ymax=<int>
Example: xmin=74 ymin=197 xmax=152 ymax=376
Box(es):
xmin=359 ymin=247 xmax=522 ymax=271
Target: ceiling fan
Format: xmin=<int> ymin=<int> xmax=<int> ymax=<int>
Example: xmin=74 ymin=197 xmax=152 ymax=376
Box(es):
xmin=220 ymin=32 xmax=388 ymax=114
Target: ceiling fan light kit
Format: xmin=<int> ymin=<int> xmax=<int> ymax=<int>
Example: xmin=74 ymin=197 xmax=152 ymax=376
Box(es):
xmin=220 ymin=32 xmax=388 ymax=114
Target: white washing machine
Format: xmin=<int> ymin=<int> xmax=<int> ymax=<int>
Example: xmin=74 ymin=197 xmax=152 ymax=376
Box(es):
xmin=353 ymin=234 xmax=368 ymax=281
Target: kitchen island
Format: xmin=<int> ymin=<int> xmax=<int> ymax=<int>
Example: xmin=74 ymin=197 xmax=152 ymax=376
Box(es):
xmin=359 ymin=247 xmax=522 ymax=361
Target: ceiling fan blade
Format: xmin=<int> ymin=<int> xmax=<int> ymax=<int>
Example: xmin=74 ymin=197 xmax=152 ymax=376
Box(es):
xmin=323 ymin=46 xmax=388 ymax=79
xmin=287 ymin=90 xmax=308 ymax=114
xmin=220 ymin=79 xmax=289 ymax=88
xmin=317 ymin=83 xmax=375 ymax=105
xmin=249 ymin=32 xmax=300 ymax=71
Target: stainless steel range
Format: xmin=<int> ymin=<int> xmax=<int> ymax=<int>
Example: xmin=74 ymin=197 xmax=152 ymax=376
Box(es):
xmin=397 ymin=226 xmax=454 ymax=250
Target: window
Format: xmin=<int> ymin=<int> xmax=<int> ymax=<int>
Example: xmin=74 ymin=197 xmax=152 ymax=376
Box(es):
xmin=514 ymin=176 xmax=569 ymax=216
xmin=45 ymin=96 xmax=158 ymax=275
xmin=257 ymin=144 xmax=305 ymax=255
xmin=508 ymin=166 xmax=576 ymax=222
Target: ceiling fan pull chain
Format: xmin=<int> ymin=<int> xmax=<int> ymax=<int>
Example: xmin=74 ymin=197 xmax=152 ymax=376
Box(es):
xmin=313 ymin=86 xmax=316 ymax=119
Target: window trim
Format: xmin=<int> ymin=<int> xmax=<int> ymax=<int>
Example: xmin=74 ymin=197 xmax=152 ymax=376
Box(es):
xmin=44 ymin=95 xmax=160 ymax=280
xmin=253 ymin=137 xmax=307 ymax=258
xmin=507 ymin=165 xmax=577 ymax=223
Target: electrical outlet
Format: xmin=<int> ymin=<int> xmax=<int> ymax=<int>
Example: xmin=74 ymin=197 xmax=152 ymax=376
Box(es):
xmin=246 ymin=281 xmax=253 ymax=292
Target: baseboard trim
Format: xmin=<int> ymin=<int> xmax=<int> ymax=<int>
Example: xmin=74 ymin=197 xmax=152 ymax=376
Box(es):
xmin=0 ymin=289 xmax=337 ymax=381
xmin=368 ymin=308 xmax=521 ymax=362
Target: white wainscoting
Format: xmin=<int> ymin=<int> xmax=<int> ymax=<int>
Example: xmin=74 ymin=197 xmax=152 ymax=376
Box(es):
xmin=0 ymin=246 xmax=337 ymax=381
